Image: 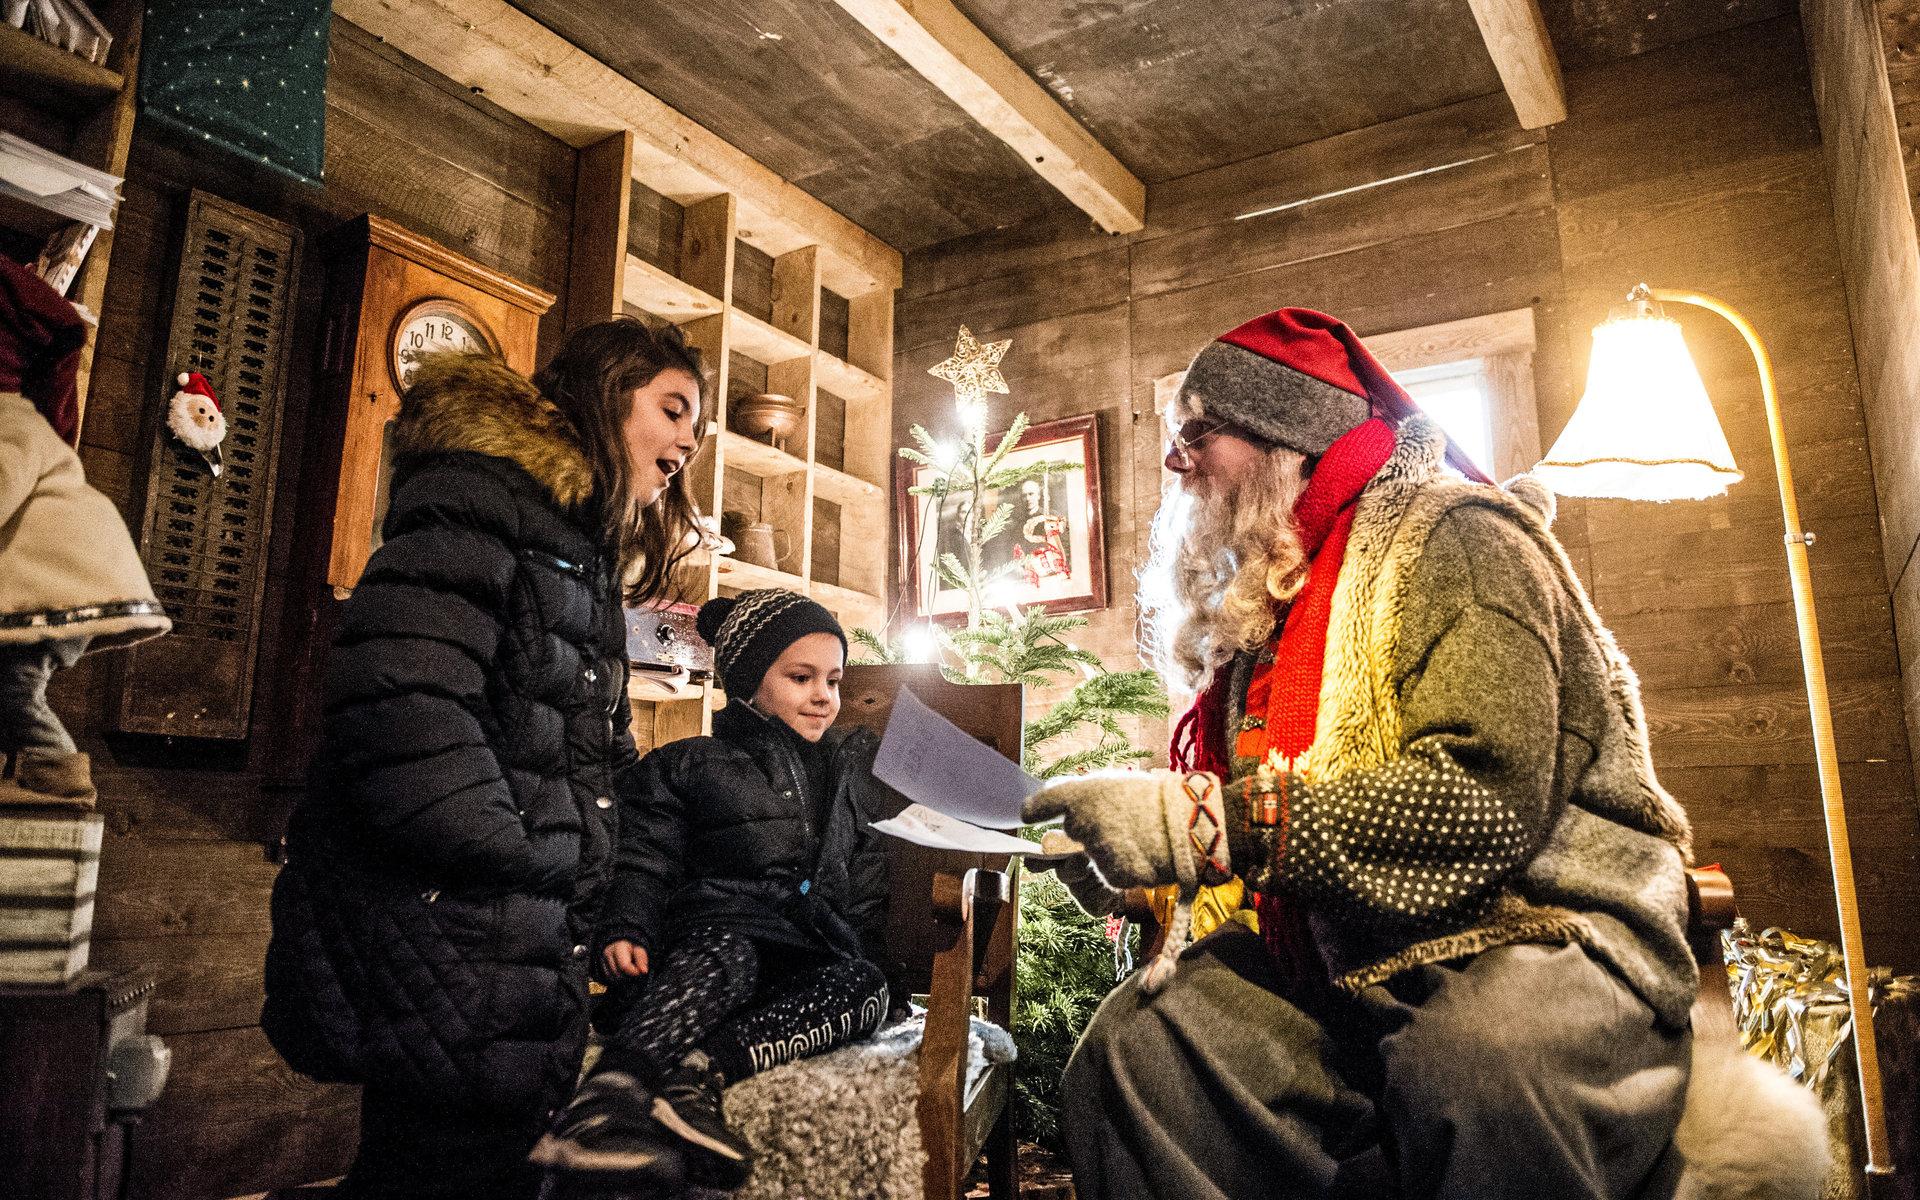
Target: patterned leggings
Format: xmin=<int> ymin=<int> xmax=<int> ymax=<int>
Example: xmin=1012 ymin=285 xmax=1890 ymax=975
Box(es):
xmin=605 ymin=927 xmax=889 ymax=1085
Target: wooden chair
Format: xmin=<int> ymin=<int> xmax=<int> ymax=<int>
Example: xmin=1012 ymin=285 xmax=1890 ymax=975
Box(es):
xmin=835 ymin=664 xmax=1023 ymax=1200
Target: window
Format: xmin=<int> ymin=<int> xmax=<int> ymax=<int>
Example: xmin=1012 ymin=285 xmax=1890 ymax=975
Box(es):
xmin=1394 ymin=358 xmax=1495 ymax=478
xmin=1368 ymin=308 xmax=1541 ymax=482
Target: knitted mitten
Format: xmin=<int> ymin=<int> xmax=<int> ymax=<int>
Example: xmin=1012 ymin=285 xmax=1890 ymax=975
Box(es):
xmin=1025 ymin=770 xmax=1229 ymax=993
xmin=1036 ymin=831 xmax=1122 ymax=917
xmin=1024 ymin=770 xmax=1199 ymax=890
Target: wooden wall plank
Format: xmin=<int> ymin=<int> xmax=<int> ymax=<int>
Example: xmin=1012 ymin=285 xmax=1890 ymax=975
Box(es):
xmin=904 ymin=209 xmax=1131 ymax=301
xmin=1641 ymin=676 xmax=1910 ymax=770
xmin=895 ymin=243 xmax=1129 ymax=355
xmin=732 ymin=238 xmax=775 ymax=325
xmin=1802 ymin=0 xmax=1920 ymax=810
xmin=1608 ymin=593 xmax=1898 ymax=691
xmin=626 ymin=178 xmax=684 ymax=276
xmin=1585 ymin=513 xmax=1888 ymax=615
xmin=93 ymin=932 xmax=269 ymax=1036
xmin=1130 ymin=142 xmax=1553 ymax=301
xmin=130 ymin=1027 xmax=356 ymax=1200
xmin=1546 ymin=17 xmax=1819 ymax=203
xmin=1129 ymin=208 xmax=1564 ymax=383
xmin=94 ymin=842 xmax=277 ymax=941
xmin=1666 ymin=759 xmax=1920 ymax=956
xmin=1146 ymin=91 xmax=1540 ymax=242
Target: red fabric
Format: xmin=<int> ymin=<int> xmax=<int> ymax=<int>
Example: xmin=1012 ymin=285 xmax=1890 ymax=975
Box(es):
xmin=1237 ymin=418 xmax=1398 ymax=764
xmin=1214 ymin=307 xmax=1492 ymax=484
xmin=1169 ymin=418 xmax=1401 ymax=984
xmin=1217 ymin=308 xmax=1370 ymax=399
xmin=0 ymin=257 xmax=86 ymax=444
xmin=177 ymin=371 xmax=220 ymax=411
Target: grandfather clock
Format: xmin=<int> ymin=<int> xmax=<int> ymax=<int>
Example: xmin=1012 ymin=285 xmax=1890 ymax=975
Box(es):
xmin=273 ymin=217 xmax=554 ymax=792
xmin=313 ymin=215 xmax=555 ymax=593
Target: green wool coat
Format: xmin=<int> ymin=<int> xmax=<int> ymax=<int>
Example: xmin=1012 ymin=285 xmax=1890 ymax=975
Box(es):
xmin=1223 ymin=416 xmax=1699 ymax=1029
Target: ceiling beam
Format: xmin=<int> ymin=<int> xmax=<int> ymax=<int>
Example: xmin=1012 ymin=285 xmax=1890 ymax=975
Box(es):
xmin=830 ymin=0 xmax=1146 ymax=234
xmin=335 ymin=0 xmax=901 ymax=295
xmin=1466 ymin=0 xmax=1567 ymax=129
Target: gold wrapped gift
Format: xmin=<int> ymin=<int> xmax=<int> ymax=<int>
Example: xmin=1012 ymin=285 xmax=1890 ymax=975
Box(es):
xmin=1725 ymin=921 xmax=1916 ymax=1198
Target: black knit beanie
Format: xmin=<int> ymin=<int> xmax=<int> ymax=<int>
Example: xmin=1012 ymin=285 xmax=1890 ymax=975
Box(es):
xmin=697 ymin=589 xmax=847 ymax=699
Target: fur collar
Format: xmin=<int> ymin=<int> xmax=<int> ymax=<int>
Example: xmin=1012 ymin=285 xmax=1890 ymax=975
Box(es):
xmin=393 ymin=352 xmax=594 ymax=509
xmin=1306 ymin=413 xmax=1690 ymax=853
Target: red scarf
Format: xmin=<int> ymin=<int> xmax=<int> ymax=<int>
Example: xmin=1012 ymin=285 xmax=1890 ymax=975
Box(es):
xmin=1169 ymin=418 xmax=1398 ymax=978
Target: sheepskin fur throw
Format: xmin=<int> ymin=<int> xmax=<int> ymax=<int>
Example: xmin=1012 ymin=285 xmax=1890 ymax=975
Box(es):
xmin=1677 ymin=999 xmax=1831 ymax=1200
xmin=679 ymin=1015 xmax=1015 ymax=1200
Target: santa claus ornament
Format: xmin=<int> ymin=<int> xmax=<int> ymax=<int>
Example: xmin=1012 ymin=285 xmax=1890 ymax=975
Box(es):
xmin=167 ymin=371 xmax=227 ymax=476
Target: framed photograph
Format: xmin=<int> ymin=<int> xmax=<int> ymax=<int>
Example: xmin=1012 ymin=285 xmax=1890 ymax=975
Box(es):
xmin=895 ymin=413 xmax=1107 ymax=620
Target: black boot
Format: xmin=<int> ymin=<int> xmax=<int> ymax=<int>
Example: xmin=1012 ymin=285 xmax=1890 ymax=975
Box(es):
xmin=649 ymin=1051 xmax=754 ymax=1189
xmin=528 ymin=1068 xmax=686 ymax=1188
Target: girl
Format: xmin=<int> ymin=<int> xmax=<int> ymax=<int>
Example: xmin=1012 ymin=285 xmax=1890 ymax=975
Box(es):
xmin=533 ymin=589 xmax=899 ymax=1190
xmin=263 ymin=317 xmax=704 ymax=1200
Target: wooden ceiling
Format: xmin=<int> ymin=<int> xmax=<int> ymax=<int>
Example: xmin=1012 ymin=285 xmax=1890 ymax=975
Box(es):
xmin=507 ymin=0 xmax=1794 ymax=254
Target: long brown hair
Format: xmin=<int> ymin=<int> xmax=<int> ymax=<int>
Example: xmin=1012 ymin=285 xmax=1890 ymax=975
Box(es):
xmin=533 ymin=317 xmax=706 ymax=606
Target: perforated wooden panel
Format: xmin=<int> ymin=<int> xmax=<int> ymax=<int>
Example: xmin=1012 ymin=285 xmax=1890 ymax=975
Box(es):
xmin=113 ymin=191 xmax=300 ymax=739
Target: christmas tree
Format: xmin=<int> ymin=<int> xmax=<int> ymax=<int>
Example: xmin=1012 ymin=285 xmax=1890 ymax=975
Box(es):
xmin=855 ymin=326 xmax=1167 ymax=1145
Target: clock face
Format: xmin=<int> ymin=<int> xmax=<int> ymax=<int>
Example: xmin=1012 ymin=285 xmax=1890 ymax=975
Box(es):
xmin=390 ymin=298 xmax=499 ymax=389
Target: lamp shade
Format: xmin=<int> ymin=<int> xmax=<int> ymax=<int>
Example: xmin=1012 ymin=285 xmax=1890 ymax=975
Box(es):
xmin=1535 ymin=312 xmax=1742 ymax=500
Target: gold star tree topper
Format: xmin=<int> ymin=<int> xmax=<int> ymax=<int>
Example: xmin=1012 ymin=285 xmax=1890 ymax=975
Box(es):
xmin=928 ymin=325 xmax=1012 ymax=402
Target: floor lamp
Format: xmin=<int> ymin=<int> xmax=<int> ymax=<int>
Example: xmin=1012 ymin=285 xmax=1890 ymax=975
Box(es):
xmin=1535 ymin=284 xmax=1892 ymax=1182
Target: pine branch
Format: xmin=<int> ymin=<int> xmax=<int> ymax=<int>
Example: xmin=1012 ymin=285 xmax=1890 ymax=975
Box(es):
xmin=980 ymin=458 xmax=1082 ymax=493
xmin=936 ymin=551 xmax=970 ymax=590
xmin=1033 ymin=740 xmax=1154 ymax=779
xmin=905 ymin=423 xmax=944 ymax=462
xmin=978 ymin=502 xmax=1014 ymax=548
xmin=848 ymin=627 xmax=900 ymax=666
xmin=981 ymin=412 xmax=1030 ymax=477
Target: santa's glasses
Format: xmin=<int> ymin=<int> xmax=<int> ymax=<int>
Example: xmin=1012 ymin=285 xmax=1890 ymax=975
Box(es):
xmin=1164 ymin=416 xmax=1232 ymax=467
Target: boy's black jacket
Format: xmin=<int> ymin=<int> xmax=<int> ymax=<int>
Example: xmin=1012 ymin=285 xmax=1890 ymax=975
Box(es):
xmin=598 ymin=700 xmax=907 ymax=985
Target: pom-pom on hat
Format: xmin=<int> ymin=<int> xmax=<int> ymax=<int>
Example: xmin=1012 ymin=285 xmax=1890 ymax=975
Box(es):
xmin=697 ymin=589 xmax=847 ymax=700
xmin=1177 ymin=307 xmax=1490 ymax=482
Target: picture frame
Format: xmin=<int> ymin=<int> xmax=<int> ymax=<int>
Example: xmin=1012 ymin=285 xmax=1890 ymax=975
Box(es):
xmin=895 ymin=413 xmax=1107 ymax=621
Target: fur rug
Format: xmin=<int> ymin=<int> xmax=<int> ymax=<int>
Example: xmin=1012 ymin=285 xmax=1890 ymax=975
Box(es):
xmin=684 ymin=1015 xmax=1016 ymax=1200
xmin=1676 ymin=999 xmax=1831 ymax=1200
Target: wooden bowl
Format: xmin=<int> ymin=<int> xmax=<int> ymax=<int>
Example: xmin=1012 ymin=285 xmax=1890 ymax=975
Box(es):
xmin=733 ymin=392 xmax=806 ymax=448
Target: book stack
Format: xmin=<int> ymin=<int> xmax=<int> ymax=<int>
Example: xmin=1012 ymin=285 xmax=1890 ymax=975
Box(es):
xmin=4 ymin=0 xmax=112 ymax=65
xmin=0 ymin=809 xmax=103 ymax=984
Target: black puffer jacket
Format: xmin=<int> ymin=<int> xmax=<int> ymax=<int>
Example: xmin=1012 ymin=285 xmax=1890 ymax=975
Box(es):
xmin=263 ymin=355 xmax=631 ymax=1120
xmin=598 ymin=701 xmax=904 ymax=981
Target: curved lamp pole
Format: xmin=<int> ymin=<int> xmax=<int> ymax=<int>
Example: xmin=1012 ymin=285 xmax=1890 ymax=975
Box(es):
xmin=1537 ymin=284 xmax=1891 ymax=1180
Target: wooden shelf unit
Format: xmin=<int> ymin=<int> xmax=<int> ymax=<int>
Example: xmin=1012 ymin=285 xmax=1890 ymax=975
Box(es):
xmin=568 ymin=130 xmax=898 ymax=742
xmin=0 ymin=0 xmax=141 ymax=443
xmin=0 ymin=22 xmax=123 ymax=106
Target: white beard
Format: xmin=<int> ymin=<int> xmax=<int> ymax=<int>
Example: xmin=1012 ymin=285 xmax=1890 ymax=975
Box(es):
xmin=1139 ymin=447 xmax=1310 ymax=694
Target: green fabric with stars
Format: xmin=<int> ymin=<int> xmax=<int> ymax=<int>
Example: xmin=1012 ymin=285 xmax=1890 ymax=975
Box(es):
xmin=139 ymin=0 xmax=330 ymax=186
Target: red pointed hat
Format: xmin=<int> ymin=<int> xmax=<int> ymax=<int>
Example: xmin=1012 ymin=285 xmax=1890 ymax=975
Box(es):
xmin=176 ymin=371 xmax=219 ymax=409
xmin=1177 ymin=307 xmax=1490 ymax=482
